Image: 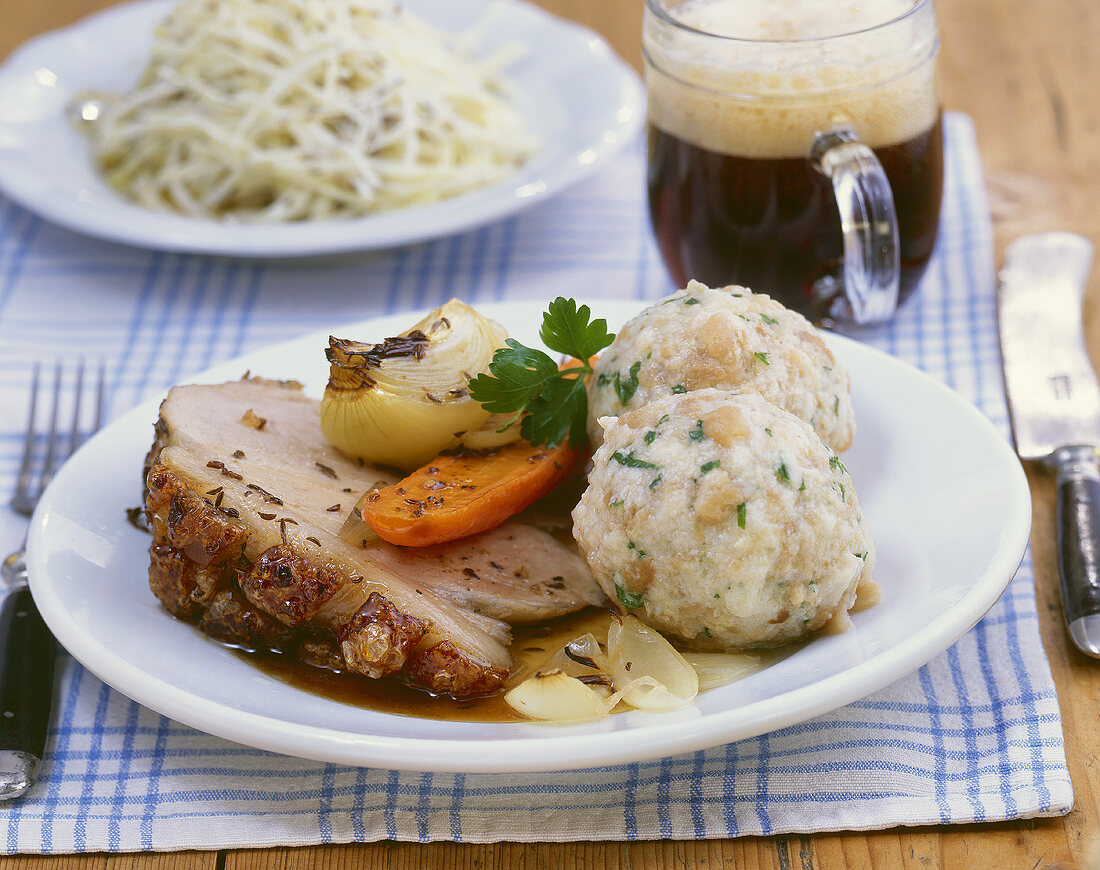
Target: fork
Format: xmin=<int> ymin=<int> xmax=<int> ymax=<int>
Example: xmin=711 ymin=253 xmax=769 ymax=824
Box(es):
xmin=0 ymin=362 xmax=105 ymax=799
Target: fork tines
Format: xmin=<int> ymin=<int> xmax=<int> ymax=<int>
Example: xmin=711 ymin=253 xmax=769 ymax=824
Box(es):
xmin=11 ymin=361 xmax=106 ymax=517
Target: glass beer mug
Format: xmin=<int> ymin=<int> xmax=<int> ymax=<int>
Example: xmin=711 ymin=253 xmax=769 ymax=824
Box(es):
xmin=644 ymin=0 xmax=943 ymax=326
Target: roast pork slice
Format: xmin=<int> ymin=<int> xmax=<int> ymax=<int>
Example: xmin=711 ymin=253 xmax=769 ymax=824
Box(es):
xmin=144 ymin=377 xmax=602 ymax=698
xmin=365 ymin=524 xmax=605 ymax=623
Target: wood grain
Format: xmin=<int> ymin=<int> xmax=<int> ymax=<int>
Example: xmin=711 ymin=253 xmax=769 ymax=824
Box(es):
xmin=1 ymin=0 xmax=1098 ymax=866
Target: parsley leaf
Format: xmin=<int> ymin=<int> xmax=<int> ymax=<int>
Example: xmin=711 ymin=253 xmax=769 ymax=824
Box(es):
xmin=540 ymin=297 xmax=614 ymax=361
xmin=522 ymin=374 xmax=588 ymax=449
xmin=614 ymin=360 xmax=643 ymax=406
xmin=612 ymin=450 xmax=660 ymax=470
xmin=467 ymin=339 xmax=559 ymax=413
xmin=467 ymin=298 xmax=615 ymax=448
xmin=615 ymin=583 xmax=645 ymax=609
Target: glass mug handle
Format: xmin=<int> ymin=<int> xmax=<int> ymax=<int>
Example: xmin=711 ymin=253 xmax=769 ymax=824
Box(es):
xmin=811 ymin=126 xmax=900 ymax=326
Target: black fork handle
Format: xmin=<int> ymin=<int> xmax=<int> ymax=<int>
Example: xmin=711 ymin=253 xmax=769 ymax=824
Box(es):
xmin=0 ymin=556 xmax=54 ymax=799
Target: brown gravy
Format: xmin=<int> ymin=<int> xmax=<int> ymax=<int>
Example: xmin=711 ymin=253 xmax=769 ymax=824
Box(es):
xmin=229 ymin=606 xmax=810 ymax=721
xmin=232 ymin=606 xmax=617 ymax=723
xmin=227 ymin=469 xmax=608 ymax=723
xmin=224 ymin=471 xmax=864 ymax=722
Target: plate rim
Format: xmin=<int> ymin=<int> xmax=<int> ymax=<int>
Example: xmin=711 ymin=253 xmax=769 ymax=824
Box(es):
xmin=0 ymin=0 xmax=644 ymax=257
xmin=27 ymin=300 xmax=1032 ymax=772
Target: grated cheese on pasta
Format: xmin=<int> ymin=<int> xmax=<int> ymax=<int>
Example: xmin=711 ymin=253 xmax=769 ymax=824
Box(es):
xmin=77 ymin=0 xmax=538 ymax=222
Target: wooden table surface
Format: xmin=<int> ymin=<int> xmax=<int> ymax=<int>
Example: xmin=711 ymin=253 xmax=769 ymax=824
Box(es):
xmin=2 ymin=0 xmax=1098 ymax=867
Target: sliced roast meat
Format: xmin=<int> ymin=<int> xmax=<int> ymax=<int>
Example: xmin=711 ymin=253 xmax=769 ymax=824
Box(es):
xmin=365 ymin=522 xmax=605 ymax=623
xmin=144 ymin=377 xmax=602 ymax=698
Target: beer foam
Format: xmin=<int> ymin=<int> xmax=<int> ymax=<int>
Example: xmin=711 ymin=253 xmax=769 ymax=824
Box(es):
xmin=677 ymin=0 xmax=915 ymax=41
xmin=645 ymin=0 xmax=940 ymax=157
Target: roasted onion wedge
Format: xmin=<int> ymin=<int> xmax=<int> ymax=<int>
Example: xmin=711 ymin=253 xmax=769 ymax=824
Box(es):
xmin=607 ymin=614 xmax=698 ymax=711
xmin=504 ymin=670 xmax=612 ymax=722
xmin=321 ymin=299 xmax=507 ymax=468
xmin=504 ymin=614 xmax=708 ymax=722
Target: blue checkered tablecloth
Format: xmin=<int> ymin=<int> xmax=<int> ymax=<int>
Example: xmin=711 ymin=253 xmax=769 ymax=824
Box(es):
xmin=0 ymin=113 xmax=1072 ymax=852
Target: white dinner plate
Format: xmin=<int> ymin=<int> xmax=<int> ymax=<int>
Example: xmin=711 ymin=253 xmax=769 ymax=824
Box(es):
xmin=0 ymin=0 xmax=643 ymax=257
xmin=27 ymin=301 xmax=1031 ymax=772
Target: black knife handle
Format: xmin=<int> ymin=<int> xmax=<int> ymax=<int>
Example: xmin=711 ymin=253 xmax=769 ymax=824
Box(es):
xmin=1055 ymin=446 xmax=1100 ymax=657
xmin=0 ymin=583 xmax=54 ymax=799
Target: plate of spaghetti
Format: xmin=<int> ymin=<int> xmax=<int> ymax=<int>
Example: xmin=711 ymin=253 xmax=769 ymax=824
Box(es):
xmin=0 ymin=0 xmax=643 ymax=256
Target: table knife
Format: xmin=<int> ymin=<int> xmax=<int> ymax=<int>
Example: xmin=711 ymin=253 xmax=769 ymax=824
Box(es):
xmin=998 ymin=231 xmax=1100 ymax=658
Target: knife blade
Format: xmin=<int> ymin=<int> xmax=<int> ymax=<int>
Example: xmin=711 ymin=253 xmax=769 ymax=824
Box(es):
xmin=998 ymin=231 xmax=1100 ymax=658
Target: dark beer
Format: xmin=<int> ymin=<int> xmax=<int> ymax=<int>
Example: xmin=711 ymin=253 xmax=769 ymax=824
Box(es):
xmin=643 ymin=0 xmax=943 ymax=323
xmin=647 ymin=115 xmax=944 ymax=320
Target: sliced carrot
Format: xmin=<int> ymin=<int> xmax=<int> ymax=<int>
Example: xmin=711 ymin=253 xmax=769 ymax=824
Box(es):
xmin=361 ymin=439 xmax=578 ymax=546
xmin=360 ymin=357 xmax=588 ymax=547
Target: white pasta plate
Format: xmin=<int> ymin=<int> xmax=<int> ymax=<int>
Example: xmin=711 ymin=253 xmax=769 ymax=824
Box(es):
xmin=27 ymin=300 xmax=1031 ymax=772
xmin=0 ymin=0 xmax=643 ymax=257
